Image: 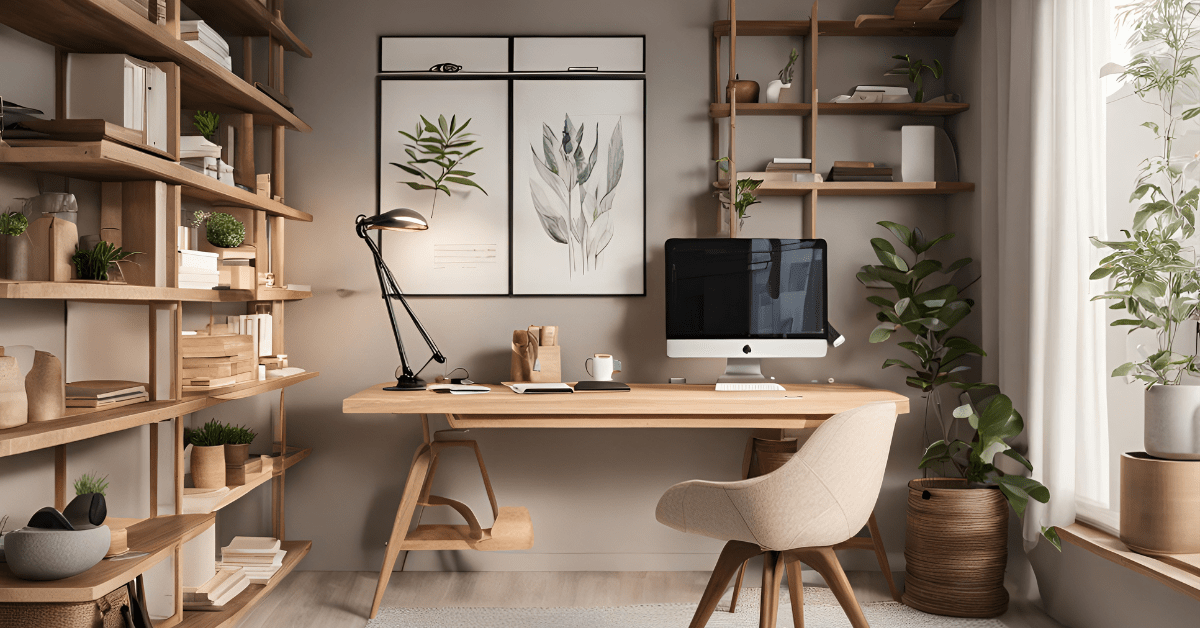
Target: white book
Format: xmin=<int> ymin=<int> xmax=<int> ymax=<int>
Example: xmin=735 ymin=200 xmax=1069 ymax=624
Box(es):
xmin=184 ymin=40 xmax=232 ymax=70
xmin=226 ymin=536 xmax=282 ymax=552
xmin=179 ymin=250 xmax=219 ymax=271
xmin=257 ymin=313 xmax=272 ymax=357
xmin=180 ymin=136 xmax=222 ymax=159
xmin=772 ymin=157 xmax=812 ymax=164
xmin=179 ymin=281 xmax=218 ymax=290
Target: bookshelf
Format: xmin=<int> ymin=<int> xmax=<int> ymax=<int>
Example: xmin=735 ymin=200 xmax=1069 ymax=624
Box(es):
xmin=0 ymin=0 xmax=315 ymax=624
xmin=713 ymin=0 xmax=973 ymax=237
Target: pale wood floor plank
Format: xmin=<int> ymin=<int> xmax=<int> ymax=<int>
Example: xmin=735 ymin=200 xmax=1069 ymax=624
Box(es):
xmin=234 ymin=570 xmax=1065 ymax=628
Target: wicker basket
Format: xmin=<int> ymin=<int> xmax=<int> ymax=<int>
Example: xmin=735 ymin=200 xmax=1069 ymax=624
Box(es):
xmin=0 ymin=583 xmax=129 ymax=628
xmin=902 ymin=478 xmax=1010 ymax=618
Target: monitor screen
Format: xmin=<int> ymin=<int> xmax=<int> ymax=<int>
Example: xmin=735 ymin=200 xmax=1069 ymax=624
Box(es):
xmin=665 ymin=238 xmax=827 ymax=340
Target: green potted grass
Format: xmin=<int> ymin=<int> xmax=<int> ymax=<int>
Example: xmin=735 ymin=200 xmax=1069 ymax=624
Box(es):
xmin=188 ymin=419 xmax=226 ymax=489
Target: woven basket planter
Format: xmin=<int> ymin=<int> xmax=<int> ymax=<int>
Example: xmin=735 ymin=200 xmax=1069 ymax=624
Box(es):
xmin=902 ymin=478 xmax=1010 ymax=618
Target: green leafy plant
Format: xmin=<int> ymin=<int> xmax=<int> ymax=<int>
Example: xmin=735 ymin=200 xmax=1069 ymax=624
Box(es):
xmin=393 ymin=114 xmax=487 ymax=219
xmin=223 ymin=424 xmax=257 ymax=445
xmin=71 ymin=241 xmax=140 ymax=281
xmin=778 ymin=48 xmax=799 ymax=84
xmin=189 ymin=209 xmax=211 ymax=229
xmin=188 ymin=419 xmax=226 ymax=447
xmin=0 ymin=211 xmax=28 ymax=237
xmin=715 ymin=157 xmax=763 ymax=220
xmin=859 ymin=221 xmax=1059 ymax=549
xmin=193 ymin=111 xmax=220 ymax=141
xmin=204 ymin=212 xmax=245 ymax=248
xmin=73 ymin=472 xmax=109 ymax=496
xmin=1091 ymin=0 xmax=1200 ymax=387
xmin=889 ymin=54 xmax=944 ymax=103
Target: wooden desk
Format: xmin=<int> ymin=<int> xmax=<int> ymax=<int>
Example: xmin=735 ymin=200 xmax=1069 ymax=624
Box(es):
xmin=342 ymin=382 xmax=908 ymax=618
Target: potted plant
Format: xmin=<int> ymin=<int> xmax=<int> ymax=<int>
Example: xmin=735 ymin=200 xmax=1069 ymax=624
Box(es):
xmin=188 ymin=419 xmax=226 ymax=489
xmin=1092 ymin=0 xmax=1200 ymax=461
xmin=887 ymin=54 xmax=943 ymax=103
xmin=203 ymin=212 xmax=245 ymax=248
xmin=859 ymin=221 xmax=1058 ymax=618
xmin=70 ymin=241 xmax=140 ymax=282
xmin=715 ymin=157 xmax=762 ymax=233
xmin=222 ymin=423 xmax=257 ymax=467
xmin=766 ymin=48 xmax=798 ymax=103
xmin=193 ymin=111 xmax=219 ymax=143
xmin=393 ymin=114 xmax=487 ymax=221
xmin=1 ymin=209 xmax=30 ymax=280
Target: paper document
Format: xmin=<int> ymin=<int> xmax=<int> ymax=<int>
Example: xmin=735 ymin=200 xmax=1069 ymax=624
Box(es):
xmin=507 ymin=383 xmax=574 ymax=394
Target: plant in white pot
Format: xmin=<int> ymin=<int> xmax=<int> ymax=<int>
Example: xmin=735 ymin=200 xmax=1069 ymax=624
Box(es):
xmin=766 ymin=48 xmax=798 ymax=104
xmin=1092 ymin=0 xmax=1200 ymax=460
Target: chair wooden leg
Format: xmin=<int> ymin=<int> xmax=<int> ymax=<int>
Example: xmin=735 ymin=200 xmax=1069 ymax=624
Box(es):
xmin=866 ymin=512 xmax=901 ymax=602
xmin=792 ymin=547 xmax=870 ymax=628
xmin=784 ymin=552 xmax=804 ymax=628
xmin=728 ymin=560 xmax=748 ymax=612
xmin=760 ymin=551 xmax=783 ymax=628
xmin=688 ymin=541 xmax=764 ymax=628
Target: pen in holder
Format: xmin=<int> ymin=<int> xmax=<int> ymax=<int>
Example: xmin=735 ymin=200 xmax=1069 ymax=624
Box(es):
xmin=510 ymin=326 xmax=561 ymax=382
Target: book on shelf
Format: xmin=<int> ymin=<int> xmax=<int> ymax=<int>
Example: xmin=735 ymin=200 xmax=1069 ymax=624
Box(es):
xmin=228 ymin=314 xmax=274 ymax=358
xmin=180 ymin=249 xmax=219 ymax=271
xmin=827 ymin=163 xmax=894 ymax=182
xmin=183 ymin=566 xmax=250 ymax=608
xmin=179 ymin=135 xmax=222 ymax=160
xmin=183 ymin=40 xmax=232 ymax=71
xmin=65 ymin=381 xmax=149 ymax=408
xmin=180 ymin=26 xmax=230 ymax=56
xmin=218 ymin=537 xmax=287 ymax=584
xmin=772 ymin=157 xmax=811 ymax=164
xmin=765 ymin=162 xmax=811 ymax=173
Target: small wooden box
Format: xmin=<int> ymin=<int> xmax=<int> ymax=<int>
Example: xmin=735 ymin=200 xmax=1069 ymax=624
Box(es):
xmin=225 ymin=456 xmax=264 ymax=486
xmin=219 ymin=265 xmax=255 ymax=289
xmin=1120 ymin=452 xmax=1200 ymax=555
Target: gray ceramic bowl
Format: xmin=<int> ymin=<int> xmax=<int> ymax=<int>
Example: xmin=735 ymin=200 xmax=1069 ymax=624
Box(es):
xmin=4 ymin=526 xmax=110 ymax=580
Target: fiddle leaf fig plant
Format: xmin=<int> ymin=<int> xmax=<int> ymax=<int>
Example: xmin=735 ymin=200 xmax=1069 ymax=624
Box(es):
xmin=1091 ymin=0 xmax=1200 ymax=387
xmin=393 ymin=114 xmax=487 ymax=220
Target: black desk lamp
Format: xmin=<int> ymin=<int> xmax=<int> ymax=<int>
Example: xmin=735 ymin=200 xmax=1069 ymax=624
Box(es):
xmin=356 ymin=208 xmax=446 ymax=390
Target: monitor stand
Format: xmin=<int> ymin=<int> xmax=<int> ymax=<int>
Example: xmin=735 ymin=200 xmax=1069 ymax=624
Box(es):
xmin=715 ymin=358 xmax=785 ymax=391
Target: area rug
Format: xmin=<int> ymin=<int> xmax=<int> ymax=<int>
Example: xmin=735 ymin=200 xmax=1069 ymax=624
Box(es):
xmin=367 ymin=586 xmax=1008 ymax=627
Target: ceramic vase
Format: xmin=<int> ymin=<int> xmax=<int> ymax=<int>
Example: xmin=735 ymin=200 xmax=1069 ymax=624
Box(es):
xmin=765 ymin=80 xmax=791 ymax=103
xmin=1144 ymin=384 xmax=1200 ymax=460
xmin=727 ymin=76 xmax=760 ymax=104
xmin=5 ymin=233 xmax=31 ymax=281
xmin=191 ymin=445 xmax=226 ymax=488
xmin=0 ymin=356 xmax=28 ymax=430
xmin=26 ymin=351 xmax=65 ymax=423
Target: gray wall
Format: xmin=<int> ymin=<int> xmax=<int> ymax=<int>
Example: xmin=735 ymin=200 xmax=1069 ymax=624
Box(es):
xmin=280 ymin=0 xmax=969 ymax=573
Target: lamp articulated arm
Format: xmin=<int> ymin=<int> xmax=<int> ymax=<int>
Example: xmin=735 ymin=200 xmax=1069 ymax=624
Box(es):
xmin=356 ymin=215 xmax=446 ymax=390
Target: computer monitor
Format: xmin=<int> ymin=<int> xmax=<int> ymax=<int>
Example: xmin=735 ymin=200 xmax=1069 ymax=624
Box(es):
xmin=665 ymin=238 xmax=830 ymax=389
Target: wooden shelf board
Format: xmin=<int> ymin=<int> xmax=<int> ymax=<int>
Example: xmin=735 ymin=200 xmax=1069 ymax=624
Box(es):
xmin=0 ymin=280 xmax=252 ymax=303
xmin=708 ymin=102 xmax=969 ymax=118
xmin=0 ymin=0 xmax=309 ymax=131
xmin=401 ymin=507 xmax=534 ymax=552
xmin=714 ymin=176 xmax=974 ymax=196
xmin=1058 ymin=523 xmax=1200 ymax=603
xmin=254 ymin=287 xmax=314 ymax=301
xmin=713 ymin=19 xmax=960 ymax=37
xmin=0 ymin=141 xmax=313 ymax=221
xmin=177 ymin=540 xmax=311 ymax=628
xmin=198 ymin=448 xmax=312 ymax=513
xmin=186 ymin=371 xmax=320 ymax=404
xmin=0 ymin=514 xmax=214 ymax=603
xmin=0 ymin=398 xmax=210 ymax=458
xmin=178 ymin=0 xmax=311 ymax=57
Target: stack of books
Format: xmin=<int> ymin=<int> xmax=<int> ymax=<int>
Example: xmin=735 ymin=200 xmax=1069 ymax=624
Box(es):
xmin=183 ymin=566 xmax=250 ymax=609
xmin=218 ymin=537 xmax=287 ymax=585
xmin=179 ymin=249 xmax=219 ymax=290
xmin=764 ymin=157 xmax=812 ymax=173
xmin=227 ymin=313 xmax=274 ymax=358
xmin=826 ymin=161 xmax=893 ymax=182
xmin=65 ymin=381 xmax=148 ymax=409
xmin=181 ymin=334 xmax=256 ymax=390
xmin=180 ymin=155 xmax=235 ymax=186
xmin=181 ymin=21 xmax=231 ymax=71
xmin=180 ymin=135 xmax=221 ymax=160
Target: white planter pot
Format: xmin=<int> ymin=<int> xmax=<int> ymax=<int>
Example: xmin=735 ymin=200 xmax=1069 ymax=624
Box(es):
xmin=1145 ymin=384 xmax=1200 ymax=460
xmin=765 ymin=80 xmax=791 ymax=103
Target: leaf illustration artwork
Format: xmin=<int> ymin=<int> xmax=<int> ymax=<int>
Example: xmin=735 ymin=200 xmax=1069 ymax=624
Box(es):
xmin=529 ymin=115 xmax=624 ymax=277
xmin=391 ymin=114 xmax=487 ymax=221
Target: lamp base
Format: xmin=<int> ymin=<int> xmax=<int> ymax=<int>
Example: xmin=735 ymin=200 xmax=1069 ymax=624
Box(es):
xmin=384 ymin=375 xmax=428 ymax=391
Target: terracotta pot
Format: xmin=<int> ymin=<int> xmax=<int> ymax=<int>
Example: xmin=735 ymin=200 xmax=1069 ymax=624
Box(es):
xmin=191 ymin=445 xmax=226 ymax=489
xmin=727 ymin=77 xmax=760 ymax=104
xmin=1120 ymin=452 xmax=1200 ymax=555
xmin=224 ymin=443 xmax=250 ymax=467
xmin=903 ymin=478 xmax=1009 ymax=618
xmin=0 ymin=356 xmax=28 ymax=430
xmin=26 ymin=351 xmax=65 ymax=423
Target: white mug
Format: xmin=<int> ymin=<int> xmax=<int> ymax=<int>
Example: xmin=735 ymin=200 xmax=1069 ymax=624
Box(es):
xmin=585 ymin=354 xmax=622 ymax=381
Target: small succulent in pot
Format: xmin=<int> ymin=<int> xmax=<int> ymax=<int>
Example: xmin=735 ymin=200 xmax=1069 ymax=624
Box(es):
xmin=71 ymin=241 xmax=140 ymax=281
xmin=73 ymin=472 xmax=109 ymax=497
xmin=204 ymin=212 xmax=245 ymax=248
xmin=194 ymin=111 xmax=220 ymax=142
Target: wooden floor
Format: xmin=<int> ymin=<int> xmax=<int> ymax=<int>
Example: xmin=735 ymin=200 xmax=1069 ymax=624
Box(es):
xmin=234 ymin=570 xmax=1068 ymax=628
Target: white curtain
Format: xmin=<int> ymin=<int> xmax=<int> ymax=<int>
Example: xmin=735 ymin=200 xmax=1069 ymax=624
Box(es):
xmin=978 ymin=0 xmax=1111 ymax=546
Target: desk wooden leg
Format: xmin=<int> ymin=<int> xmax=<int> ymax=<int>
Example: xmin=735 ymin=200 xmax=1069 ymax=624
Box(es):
xmin=369 ymin=443 xmax=432 ymax=619
xmin=867 ymin=511 xmax=901 ymax=602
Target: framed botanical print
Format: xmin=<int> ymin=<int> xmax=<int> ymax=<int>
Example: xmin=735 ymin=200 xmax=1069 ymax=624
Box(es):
xmin=510 ymin=77 xmax=646 ymax=296
xmin=377 ymin=77 xmax=511 ymax=295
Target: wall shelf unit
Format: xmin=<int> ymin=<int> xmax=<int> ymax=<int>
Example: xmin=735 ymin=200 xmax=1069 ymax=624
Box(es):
xmin=713 ymin=0 xmax=972 ymax=237
xmin=202 ymin=447 xmax=311 ymax=514
xmin=0 ymin=0 xmax=314 ymax=622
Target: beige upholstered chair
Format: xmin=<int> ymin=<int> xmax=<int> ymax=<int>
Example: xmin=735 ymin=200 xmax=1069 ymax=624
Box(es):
xmin=656 ymin=402 xmax=898 ymax=628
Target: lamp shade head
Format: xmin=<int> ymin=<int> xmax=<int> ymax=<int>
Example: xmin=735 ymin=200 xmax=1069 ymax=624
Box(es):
xmin=363 ymin=208 xmax=428 ymax=232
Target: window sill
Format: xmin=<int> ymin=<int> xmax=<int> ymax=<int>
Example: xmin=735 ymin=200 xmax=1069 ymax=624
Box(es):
xmin=1057 ymin=523 xmax=1200 ymax=602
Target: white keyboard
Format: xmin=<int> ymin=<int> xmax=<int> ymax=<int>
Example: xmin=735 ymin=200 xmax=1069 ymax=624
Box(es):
xmin=715 ymin=382 xmax=786 ymax=391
